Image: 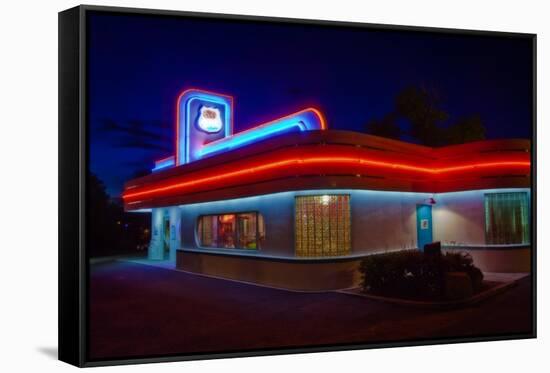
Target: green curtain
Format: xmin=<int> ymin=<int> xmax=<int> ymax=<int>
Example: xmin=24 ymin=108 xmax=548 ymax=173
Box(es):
xmin=485 ymin=192 xmax=530 ymax=244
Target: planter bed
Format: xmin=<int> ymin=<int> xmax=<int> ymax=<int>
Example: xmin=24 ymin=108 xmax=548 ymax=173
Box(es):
xmin=337 ymin=279 xmax=517 ymax=309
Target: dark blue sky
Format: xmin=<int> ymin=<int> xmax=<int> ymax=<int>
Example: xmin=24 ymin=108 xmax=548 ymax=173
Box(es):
xmin=87 ymin=12 xmax=533 ymax=197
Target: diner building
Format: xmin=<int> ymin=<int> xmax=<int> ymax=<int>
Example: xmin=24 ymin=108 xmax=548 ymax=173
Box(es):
xmin=123 ymin=89 xmax=532 ymax=290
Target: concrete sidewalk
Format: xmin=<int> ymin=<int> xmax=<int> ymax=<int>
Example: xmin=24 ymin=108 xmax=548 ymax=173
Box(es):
xmin=483 ymin=272 xmax=530 ymax=282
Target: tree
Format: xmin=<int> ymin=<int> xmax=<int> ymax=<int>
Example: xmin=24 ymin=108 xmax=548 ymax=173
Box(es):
xmin=88 ymin=173 xmax=119 ymax=256
xmin=88 ymin=173 xmax=149 ymax=257
xmin=365 ymin=113 xmax=401 ymax=140
xmin=445 ymin=114 xmax=486 ymax=145
xmin=363 ymin=85 xmax=487 ymax=147
xmin=395 ymin=86 xmax=448 ymax=146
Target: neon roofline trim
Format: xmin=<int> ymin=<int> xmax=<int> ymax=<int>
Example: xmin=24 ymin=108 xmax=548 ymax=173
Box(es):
xmin=123 ymin=157 xmax=530 ymax=200
xmin=199 ymin=108 xmax=326 ymax=158
xmin=152 ymin=156 xmax=175 ymax=172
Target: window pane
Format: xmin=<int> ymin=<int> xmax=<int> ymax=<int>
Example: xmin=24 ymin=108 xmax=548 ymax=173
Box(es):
xmin=258 ymin=213 xmax=265 ymax=249
xmin=218 ymin=214 xmax=236 ymax=248
xmin=198 ymin=215 xmax=217 ymax=247
xmin=295 ymin=195 xmax=351 ymax=257
xmin=237 ymin=213 xmax=257 ymax=249
xmin=485 ymin=192 xmax=530 ymax=244
xmin=197 ymin=212 xmax=262 ymax=250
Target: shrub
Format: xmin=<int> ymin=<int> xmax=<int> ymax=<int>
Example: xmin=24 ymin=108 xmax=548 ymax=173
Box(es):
xmin=359 ymin=250 xmax=483 ymax=300
xmin=442 ymin=251 xmax=483 ymax=292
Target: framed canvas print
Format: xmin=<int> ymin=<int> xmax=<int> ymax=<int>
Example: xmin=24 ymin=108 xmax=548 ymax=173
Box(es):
xmin=58 ymin=5 xmax=536 ymax=367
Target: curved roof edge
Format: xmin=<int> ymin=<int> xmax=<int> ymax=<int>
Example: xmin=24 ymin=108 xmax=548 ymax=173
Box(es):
xmin=123 ymin=130 xmax=531 ymax=210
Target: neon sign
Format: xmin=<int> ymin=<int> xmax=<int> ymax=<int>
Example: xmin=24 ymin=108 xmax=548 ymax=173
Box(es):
xmin=153 ymin=88 xmax=327 ymax=170
xmin=177 ymin=89 xmax=233 ymax=165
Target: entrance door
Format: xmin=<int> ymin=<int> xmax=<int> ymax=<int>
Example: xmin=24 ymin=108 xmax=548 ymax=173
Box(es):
xmin=416 ymin=204 xmax=433 ymax=251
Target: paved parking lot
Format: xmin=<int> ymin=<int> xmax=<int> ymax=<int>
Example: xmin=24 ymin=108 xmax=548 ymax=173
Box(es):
xmin=89 ymin=260 xmax=533 ymax=360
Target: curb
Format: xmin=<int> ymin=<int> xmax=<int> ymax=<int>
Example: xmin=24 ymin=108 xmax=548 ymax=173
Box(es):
xmin=334 ymin=279 xmax=521 ymax=309
xmin=89 ymin=254 xmax=146 ymax=265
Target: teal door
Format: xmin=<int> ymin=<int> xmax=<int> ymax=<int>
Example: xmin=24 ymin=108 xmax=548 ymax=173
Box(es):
xmin=416 ymin=204 xmax=433 ymax=251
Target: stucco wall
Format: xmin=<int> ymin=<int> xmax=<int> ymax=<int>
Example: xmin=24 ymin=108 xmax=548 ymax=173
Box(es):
xmin=170 ymin=187 xmax=531 ymax=259
xmin=443 ymin=247 xmax=530 ymax=272
xmin=177 ymin=251 xmax=363 ymax=290
xmin=344 ymin=190 xmax=430 ymax=253
xmin=178 ymin=189 xmax=433 ymax=257
xmin=432 ymin=190 xmax=486 ymax=245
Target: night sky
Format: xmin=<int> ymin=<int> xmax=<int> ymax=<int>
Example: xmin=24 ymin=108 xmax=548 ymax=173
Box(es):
xmin=87 ymin=12 xmax=533 ymax=197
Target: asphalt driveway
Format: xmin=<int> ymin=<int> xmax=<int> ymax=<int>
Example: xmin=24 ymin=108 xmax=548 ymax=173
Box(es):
xmin=89 ymin=260 xmax=533 ymax=360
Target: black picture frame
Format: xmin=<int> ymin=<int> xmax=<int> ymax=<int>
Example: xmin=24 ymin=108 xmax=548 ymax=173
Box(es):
xmin=59 ymin=4 xmax=537 ymax=367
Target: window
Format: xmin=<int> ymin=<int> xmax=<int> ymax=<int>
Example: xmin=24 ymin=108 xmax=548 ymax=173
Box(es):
xmin=295 ymin=195 xmax=351 ymax=257
xmin=197 ymin=212 xmax=265 ymax=250
xmin=485 ymin=192 xmax=530 ymax=244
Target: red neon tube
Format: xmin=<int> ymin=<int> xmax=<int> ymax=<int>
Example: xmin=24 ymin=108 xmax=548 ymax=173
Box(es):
xmin=123 ymin=156 xmax=530 ymax=201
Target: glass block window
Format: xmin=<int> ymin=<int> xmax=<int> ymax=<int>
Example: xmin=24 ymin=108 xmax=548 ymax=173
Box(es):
xmin=295 ymin=195 xmax=351 ymax=257
xmin=484 ymin=192 xmax=530 ymax=244
xmin=197 ymin=212 xmax=265 ymax=250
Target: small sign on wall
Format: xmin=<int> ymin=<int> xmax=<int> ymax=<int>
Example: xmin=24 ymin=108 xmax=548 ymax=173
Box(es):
xmin=197 ymin=106 xmax=223 ymax=133
xmin=420 ymin=219 xmax=429 ymax=230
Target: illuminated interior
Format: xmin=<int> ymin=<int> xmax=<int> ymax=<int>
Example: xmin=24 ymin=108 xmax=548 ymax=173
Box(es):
xmin=197 ymin=212 xmax=265 ymax=250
